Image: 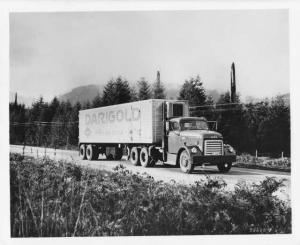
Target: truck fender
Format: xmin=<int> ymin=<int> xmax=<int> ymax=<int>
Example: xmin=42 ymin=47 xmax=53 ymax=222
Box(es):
xmin=176 ymin=146 xmax=193 ymax=166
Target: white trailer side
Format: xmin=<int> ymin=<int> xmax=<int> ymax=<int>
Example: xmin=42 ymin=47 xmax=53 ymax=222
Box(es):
xmin=79 ymin=99 xmax=164 ymax=144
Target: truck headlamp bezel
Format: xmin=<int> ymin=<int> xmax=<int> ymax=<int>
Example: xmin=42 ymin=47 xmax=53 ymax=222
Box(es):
xmin=191 ymin=147 xmax=198 ymax=153
xmin=227 ymin=145 xmax=235 ymax=153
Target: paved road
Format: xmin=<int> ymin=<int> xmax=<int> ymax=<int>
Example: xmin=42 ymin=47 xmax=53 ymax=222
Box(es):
xmin=10 ymin=145 xmax=291 ymax=202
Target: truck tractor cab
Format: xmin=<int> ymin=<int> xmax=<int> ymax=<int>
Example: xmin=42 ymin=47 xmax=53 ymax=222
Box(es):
xmin=164 ymin=102 xmax=236 ymax=173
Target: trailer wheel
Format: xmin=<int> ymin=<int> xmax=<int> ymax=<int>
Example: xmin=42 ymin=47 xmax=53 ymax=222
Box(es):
xmin=140 ymin=147 xmax=151 ymax=167
xmin=124 ymin=146 xmax=130 ymax=160
xmin=179 ymin=150 xmax=194 ymax=174
xmin=79 ymin=144 xmax=86 ymax=160
xmin=130 ymin=147 xmax=140 ymax=166
xmin=86 ymin=144 xmax=98 ymax=161
xmin=217 ymin=162 xmax=232 ymax=173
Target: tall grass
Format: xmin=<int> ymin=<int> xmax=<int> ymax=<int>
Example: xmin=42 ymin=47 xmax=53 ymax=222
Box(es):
xmin=10 ymin=153 xmax=291 ymax=237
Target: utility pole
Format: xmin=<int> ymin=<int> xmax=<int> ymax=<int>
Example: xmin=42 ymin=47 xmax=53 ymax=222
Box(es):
xmin=230 ymin=62 xmax=236 ymax=103
xmin=14 ymin=92 xmax=18 ymax=105
xmin=157 ymin=71 xmax=160 ymax=85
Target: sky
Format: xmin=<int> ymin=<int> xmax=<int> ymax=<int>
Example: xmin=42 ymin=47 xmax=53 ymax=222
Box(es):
xmin=10 ymin=10 xmax=289 ymax=101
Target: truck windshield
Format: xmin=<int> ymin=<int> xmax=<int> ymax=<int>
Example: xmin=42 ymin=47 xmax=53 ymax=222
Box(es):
xmin=180 ymin=120 xmax=209 ymax=131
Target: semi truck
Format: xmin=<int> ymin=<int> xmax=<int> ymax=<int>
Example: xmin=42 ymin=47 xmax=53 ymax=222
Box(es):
xmin=78 ymin=99 xmax=236 ymax=173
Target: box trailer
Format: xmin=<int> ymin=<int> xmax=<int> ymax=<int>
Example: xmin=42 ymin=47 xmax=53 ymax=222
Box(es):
xmin=79 ymin=99 xmax=236 ymax=173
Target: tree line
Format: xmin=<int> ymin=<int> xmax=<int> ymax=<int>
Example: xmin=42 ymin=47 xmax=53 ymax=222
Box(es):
xmin=9 ymin=75 xmax=290 ymax=157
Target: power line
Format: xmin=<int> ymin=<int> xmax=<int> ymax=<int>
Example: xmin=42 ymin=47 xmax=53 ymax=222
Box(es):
xmin=189 ymin=102 xmax=241 ymax=109
xmin=10 ymin=121 xmax=78 ymax=126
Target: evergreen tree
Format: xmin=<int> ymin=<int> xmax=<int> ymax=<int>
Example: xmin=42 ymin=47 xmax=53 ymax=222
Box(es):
xmin=178 ymin=75 xmax=207 ymax=106
xmin=130 ymin=86 xmax=138 ymax=102
xmin=50 ymin=101 xmax=73 ymax=148
xmin=83 ymin=101 xmax=91 ymax=109
xmin=9 ymin=97 xmax=26 ymax=144
xmin=92 ymin=93 xmax=102 ymax=108
xmin=114 ymin=77 xmax=132 ymax=104
xmin=137 ymin=78 xmax=151 ymax=100
xmin=205 ymin=95 xmax=214 ymax=105
xmin=217 ymin=91 xmax=231 ymax=104
xmin=218 ymin=91 xmax=240 ymax=104
xmin=26 ymin=97 xmax=47 ymax=146
xmin=101 ymin=79 xmax=115 ymax=106
xmin=69 ymin=102 xmax=81 ymax=146
xmin=102 ymin=77 xmax=132 ymax=106
xmin=152 ymin=71 xmax=166 ymax=99
xmin=48 ymin=97 xmax=60 ymax=121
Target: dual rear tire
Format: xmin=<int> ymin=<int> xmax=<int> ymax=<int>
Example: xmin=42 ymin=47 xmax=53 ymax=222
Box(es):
xmin=80 ymin=144 xmax=155 ymax=167
xmin=79 ymin=144 xmax=86 ymax=160
xmin=80 ymin=144 xmax=123 ymax=161
xmin=79 ymin=144 xmax=99 ymax=160
xmin=86 ymin=144 xmax=99 ymax=160
xmin=129 ymin=146 xmax=155 ymax=167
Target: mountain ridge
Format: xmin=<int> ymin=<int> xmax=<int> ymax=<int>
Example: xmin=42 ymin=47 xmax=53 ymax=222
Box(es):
xmin=57 ymin=83 xmax=223 ymax=106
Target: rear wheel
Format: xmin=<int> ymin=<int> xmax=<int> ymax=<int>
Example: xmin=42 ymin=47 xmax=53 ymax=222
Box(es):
xmin=130 ymin=147 xmax=140 ymax=166
xmin=124 ymin=146 xmax=131 ymax=160
xmin=140 ymin=147 xmax=152 ymax=167
xmin=79 ymin=144 xmax=86 ymax=160
xmin=86 ymin=144 xmax=98 ymax=160
xmin=179 ymin=150 xmax=194 ymax=173
xmin=217 ymin=162 xmax=232 ymax=173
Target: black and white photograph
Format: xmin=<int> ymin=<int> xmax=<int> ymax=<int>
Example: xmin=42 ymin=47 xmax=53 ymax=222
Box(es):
xmin=1 ymin=1 xmax=300 ymax=243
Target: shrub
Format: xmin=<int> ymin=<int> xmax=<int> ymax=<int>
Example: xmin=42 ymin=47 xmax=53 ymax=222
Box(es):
xmin=236 ymin=154 xmax=291 ymax=171
xmin=10 ymin=153 xmax=291 ymax=237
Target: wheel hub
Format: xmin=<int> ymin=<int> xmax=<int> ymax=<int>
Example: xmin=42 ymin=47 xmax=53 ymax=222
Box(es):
xmin=181 ymin=154 xmax=189 ymax=168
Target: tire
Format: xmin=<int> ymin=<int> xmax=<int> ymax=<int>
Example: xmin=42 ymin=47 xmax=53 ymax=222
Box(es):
xmin=217 ymin=162 xmax=232 ymax=173
xmin=124 ymin=146 xmax=131 ymax=160
xmin=140 ymin=147 xmax=151 ymax=167
xmin=130 ymin=147 xmax=140 ymax=166
xmin=179 ymin=150 xmax=194 ymax=174
xmin=79 ymin=144 xmax=86 ymax=160
xmin=86 ymin=144 xmax=98 ymax=161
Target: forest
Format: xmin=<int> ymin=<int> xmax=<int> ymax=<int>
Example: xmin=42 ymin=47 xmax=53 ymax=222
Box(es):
xmin=9 ymin=75 xmax=290 ymax=157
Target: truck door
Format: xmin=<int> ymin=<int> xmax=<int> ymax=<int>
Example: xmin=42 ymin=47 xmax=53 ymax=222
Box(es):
xmin=168 ymin=121 xmax=181 ymax=154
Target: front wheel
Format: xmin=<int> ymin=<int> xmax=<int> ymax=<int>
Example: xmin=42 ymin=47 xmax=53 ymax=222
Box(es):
xmin=179 ymin=150 xmax=194 ymax=174
xmin=217 ymin=162 xmax=232 ymax=173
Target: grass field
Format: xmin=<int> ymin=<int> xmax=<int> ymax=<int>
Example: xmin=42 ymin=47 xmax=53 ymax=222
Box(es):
xmin=10 ymin=153 xmax=291 ymax=237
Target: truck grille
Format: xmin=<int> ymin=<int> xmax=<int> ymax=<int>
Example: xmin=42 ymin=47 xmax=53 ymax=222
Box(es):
xmin=204 ymin=140 xmax=223 ymax=156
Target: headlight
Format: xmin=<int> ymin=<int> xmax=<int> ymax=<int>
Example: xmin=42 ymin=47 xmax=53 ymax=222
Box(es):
xmin=191 ymin=147 xmax=198 ymax=153
xmin=228 ymin=146 xmax=235 ymax=153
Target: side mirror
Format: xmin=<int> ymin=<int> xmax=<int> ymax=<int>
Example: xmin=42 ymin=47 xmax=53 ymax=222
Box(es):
xmin=165 ymin=122 xmax=170 ymax=135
